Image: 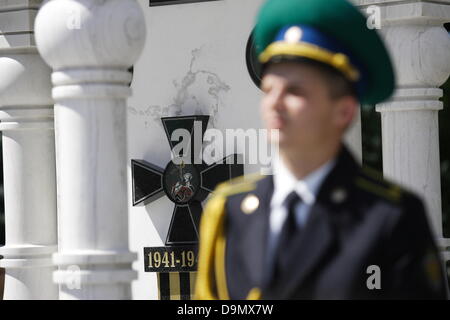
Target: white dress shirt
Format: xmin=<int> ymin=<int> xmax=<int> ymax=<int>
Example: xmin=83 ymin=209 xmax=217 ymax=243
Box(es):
xmin=266 ymin=156 xmax=336 ymax=270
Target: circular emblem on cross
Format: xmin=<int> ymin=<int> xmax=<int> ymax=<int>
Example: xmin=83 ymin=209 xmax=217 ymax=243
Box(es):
xmin=163 ymin=160 xmax=201 ymax=205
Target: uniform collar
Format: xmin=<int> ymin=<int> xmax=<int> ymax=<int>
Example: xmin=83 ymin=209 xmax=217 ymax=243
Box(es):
xmin=271 ymin=155 xmax=336 ymax=207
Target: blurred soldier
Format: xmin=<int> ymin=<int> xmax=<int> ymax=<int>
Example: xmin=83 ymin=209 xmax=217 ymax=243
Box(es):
xmin=195 ymin=0 xmax=448 ymax=299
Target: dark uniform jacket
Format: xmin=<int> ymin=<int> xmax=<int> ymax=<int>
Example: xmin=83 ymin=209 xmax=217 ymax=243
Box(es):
xmin=195 ymin=146 xmax=448 ymax=300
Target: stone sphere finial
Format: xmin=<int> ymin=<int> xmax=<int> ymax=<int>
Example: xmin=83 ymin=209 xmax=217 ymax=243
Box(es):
xmin=385 ymin=26 xmax=450 ymax=87
xmin=35 ymin=0 xmax=146 ymax=70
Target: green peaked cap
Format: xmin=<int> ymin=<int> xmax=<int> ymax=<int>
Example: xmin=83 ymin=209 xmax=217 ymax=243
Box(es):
xmin=254 ymin=0 xmax=395 ymax=105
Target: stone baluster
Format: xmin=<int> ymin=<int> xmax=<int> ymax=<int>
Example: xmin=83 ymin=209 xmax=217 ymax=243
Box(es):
xmin=0 ymin=1 xmax=58 ymax=299
xmin=356 ymin=0 xmax=450 ymax=261
xmin=34 ymin=0 xmax=146 ymax=299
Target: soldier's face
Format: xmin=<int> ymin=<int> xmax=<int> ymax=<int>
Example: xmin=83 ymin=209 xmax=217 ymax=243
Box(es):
xmin=260 ymin=62 xmax=356 ymax=150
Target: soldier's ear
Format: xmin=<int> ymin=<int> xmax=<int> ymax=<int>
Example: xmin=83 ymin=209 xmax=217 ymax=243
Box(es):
xmin=333 ymin=95 xmax=358 ymax=130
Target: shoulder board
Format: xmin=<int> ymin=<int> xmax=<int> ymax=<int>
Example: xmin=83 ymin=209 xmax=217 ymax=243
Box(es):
xmin=355 ymin=166 xmax=403 ymax=203
xmin=214 ymin=173 xmax=265 ymax=197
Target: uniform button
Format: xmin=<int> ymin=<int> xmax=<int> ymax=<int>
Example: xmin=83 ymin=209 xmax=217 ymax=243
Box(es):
xmin=241 ymin=194 xmax=260 ymax=214
xmin=331 ymin=188 xmax=347 ymax=204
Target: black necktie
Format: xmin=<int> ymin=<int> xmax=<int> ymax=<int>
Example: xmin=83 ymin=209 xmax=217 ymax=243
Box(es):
xmin=271 ymin=191 xmax=302 ymax=283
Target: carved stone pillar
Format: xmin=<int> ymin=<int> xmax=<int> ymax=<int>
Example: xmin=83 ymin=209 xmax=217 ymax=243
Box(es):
xmin=0 ymin=1 xmax=58 ymax=299
xmin=356 ymin=0 xmax=450 ymax=260
xmin=34 ymin=0 xmax=146 ymax=299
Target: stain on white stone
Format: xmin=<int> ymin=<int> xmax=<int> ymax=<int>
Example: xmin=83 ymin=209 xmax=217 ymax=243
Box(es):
xmin=128 ymin=48 xmax=230 ymax=128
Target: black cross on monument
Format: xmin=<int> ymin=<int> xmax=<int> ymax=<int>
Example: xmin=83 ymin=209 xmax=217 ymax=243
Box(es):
xmin=131 ymin=115 xmax=243 ymax=246
xmin=132 ymin=115 xmax=243 ymax=299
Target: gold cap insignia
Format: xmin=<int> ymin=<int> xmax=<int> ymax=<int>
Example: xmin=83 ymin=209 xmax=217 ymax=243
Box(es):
xmin=241 ymin=194 xmax=259 ymax=214
xmin=284 ymin=26 xmax=303 ymax=43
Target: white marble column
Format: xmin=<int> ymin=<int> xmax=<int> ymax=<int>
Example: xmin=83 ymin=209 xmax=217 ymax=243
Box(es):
xmin=356 ymin=1 xmax=450 ymax=255
xmin=0 ymin=1 xmax=58 ymax=299
xmin=34 ymin=0 xmax=146 ymax=299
